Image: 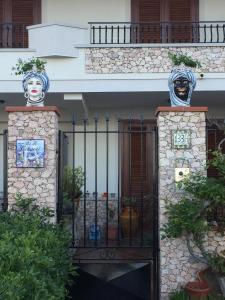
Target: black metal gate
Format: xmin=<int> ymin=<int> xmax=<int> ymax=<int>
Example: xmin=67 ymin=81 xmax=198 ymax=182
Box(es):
xmin=57 ymin=116 xmax=159 ymax=298
xmin=0 ymin=130 xmax=8 ymax=211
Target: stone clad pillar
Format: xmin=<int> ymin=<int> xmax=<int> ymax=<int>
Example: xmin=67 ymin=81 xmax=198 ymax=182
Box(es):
xmin=5 ymin=106 xmax=60 ymax=221
xmin=156 ymin=106 xmax=208 ymax=300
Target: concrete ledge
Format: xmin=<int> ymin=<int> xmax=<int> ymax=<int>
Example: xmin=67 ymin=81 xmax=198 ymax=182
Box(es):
xmin=155 ymin=106 xmax=208 ymax=116
xmin=77 ymin=43 xmax=225 ymax=48
xmin=5 ymin=106 xmax=60 ymax=116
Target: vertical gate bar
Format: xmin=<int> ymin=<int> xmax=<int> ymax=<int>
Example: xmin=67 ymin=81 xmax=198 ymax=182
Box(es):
xmin=99 ymin=26 xmax=101 ymax=44
xmin=223 ymin=25 xmax=225 ymax=42
xmin=90 ymin=24 xmax=92 ymax=44
xmin=111 ymin=25 xmax=114 ymax=44
xmin=129 ymin=24 xmax=132 ymax=43
xmin=117 ymin=118 xmax=121 ymax=244
xmin=83 ymin=118 xmax=87 ymax=247
xmin=210 ymin=24 xmax=213 ymax=42
xmin=106 ymin=116 xmax=109 ymax=245
xmin=117 ymin=25 xmax=120 ymax=44
xmin=57 ymin=130 xmax=62 ymax=223
xmin=140 ymin=118 xmax=144 ymax=245
xmin=124 ymin=25 xmax=126 ymax=43
xmin=153 ymin=126 xmax=159 ymax=300
xmin=93 ymin=26 xmax=95 ymax=44
xmin=204 ymin=25 xmax=207 ymax=43
xmin=135 ymin=25 xmax=138 ymax=43
xmin=3 ymin=130 xmax=8 ymax=211
xmin=128 ymin=117 xmax=132 ymax=245
xmin=216 ymin=24 xmax=219 ymax=42
xmin=105 ymin=25 xmax=107 ymax=44
xmin=94 ymin=116 xmax=98 ymax=246
xmin=72 ymin=114 xmax=76 ymax=246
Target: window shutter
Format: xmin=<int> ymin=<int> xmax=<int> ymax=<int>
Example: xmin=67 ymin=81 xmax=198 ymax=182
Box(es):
xmin=169 ymin=0 xmax=191 ymax=22
xmin=139 ymin=0 xmax=160 ymax=22
xmin=12 ymin=0 xmax=33 ymax=47
xmin=139 ymin=0 xmax=161 ymax=42
xmin=169 ymin=0 xmax=191 ymax=42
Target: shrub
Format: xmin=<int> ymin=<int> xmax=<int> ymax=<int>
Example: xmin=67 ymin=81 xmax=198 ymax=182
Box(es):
xmin=0 ymin=194 xmax=76 ymax=300
xmin=162 ymin=150 xmax=225 ymax=267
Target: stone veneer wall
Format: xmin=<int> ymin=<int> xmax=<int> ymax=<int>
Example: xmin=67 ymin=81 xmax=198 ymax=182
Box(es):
xmin=86 ymin=46 xmax=225 ymax=73
xmin=7 ymin=107 xmax=59 ymax=220
xmin=157 ymin=108 xmax=207 ymax=299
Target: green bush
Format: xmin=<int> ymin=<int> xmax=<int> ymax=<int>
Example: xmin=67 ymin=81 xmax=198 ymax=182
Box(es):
xmin=169 ymin=290 xmax=189 ymax=300
xmin=0 ymin=194 xmax=76 ymax=300
xmin=162 ymin=150 xmax=225 ymax=267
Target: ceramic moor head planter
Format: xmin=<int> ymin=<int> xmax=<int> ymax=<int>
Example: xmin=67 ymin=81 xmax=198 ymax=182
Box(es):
xmin=168 ymin=68 xmax=196 ymax=107
xmin=23 ymin=71 xmax=50 ymax=107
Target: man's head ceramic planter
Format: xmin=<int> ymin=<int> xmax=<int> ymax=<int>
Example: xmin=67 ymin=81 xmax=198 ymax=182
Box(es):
xmin=23 ymin=71 xmax=50 ymax=107
xmin=168 ymin=68 xmax=196 ymax=107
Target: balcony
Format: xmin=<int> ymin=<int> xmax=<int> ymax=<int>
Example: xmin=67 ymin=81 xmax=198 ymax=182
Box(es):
xmin=89 ymin=21 xmax=225 ymax=44
xmin=0 ymin=23 xmax=28 ymax=48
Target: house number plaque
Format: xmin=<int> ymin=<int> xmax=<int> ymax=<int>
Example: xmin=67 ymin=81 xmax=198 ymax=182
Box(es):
xmin=172 ymin=130 xmax=191 ymax=149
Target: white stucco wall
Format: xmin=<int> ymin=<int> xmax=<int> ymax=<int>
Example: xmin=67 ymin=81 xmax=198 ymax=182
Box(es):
xmin=42 ymin=0 xmax=131 ymax=25
xmin=42 ymin=0 xmax=225 ymax=26
xmin=199 ymin=0 xmax=225 ymax=21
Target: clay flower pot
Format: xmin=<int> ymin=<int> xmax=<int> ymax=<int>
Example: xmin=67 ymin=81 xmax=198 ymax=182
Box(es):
xmin=185 ymin=281 xmax=210 ymax=299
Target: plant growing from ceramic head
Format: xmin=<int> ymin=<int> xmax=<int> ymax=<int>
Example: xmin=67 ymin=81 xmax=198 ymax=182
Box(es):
xmin=12 ymin=57 xmax=50 ymax=107
xmin=168 ymin=52 xmax=200 ymax=107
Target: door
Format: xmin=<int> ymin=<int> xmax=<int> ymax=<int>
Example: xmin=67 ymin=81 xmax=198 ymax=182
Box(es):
xmin=121 ymin=121 xmax=156 ymax=231
xmin=131 ymin=0 xmax=199 ymax=43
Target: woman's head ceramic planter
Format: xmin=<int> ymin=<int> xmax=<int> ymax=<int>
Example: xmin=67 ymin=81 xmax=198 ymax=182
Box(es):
xmin=22 ymin=71 xmax=50 ymax=107
xmin=168 ymin=68 xmax=196 ymax=107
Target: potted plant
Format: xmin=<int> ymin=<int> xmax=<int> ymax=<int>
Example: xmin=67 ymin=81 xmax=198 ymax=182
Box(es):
xmin=12 ymin=57 xmax=47 ymax=75
xmin=63 ymin=166 xmax=85 ymax=213
xmin=120 ymin=196 xmax=139 ymax=238
xmin=108 ymin=203 xmax=117 ymax=240
xmin=162 ymin=150 xmax=225 ymax=297
xmin=12 ymin=57 xmax=49 ymax=107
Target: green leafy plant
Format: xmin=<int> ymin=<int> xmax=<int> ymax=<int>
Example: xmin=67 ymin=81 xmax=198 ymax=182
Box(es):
xmin=0 ymin=194 xmax=77 ymax=300
xmin=123 ymin=196 xmax=137 ymax=208
xmin=12 ymin=57 xmax=47 ymax=75
xmin=169 ymin=289 xmax=189 ymax=300
xmin=63 ymin=165 xmax=85 ymax=199
xmin=108 ymin=204 xmax=116 ymax=222
xmin=162 ymin=150 xmax=225 ymax=270
xmin=168 ymin=51 xmax=202 ymax=68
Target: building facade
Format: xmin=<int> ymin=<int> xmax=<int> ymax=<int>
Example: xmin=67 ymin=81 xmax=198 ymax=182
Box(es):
xmin=0 ymin=1 xmax=225 ymax=299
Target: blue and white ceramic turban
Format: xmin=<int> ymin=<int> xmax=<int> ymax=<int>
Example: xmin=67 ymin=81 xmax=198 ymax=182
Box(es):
xmin=168 ymin=68 xmax=196 ymax=107
xmin=22 ymin=71 xmax=50 ymax=94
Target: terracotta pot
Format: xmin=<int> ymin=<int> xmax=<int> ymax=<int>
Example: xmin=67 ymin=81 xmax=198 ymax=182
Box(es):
xmin=185 ymin=281 xmax=210 ymax=299
xmin=120 ymin=207 xmax=139 ymax=238
xmin=108 ymin=226 xmax=117 ymax=240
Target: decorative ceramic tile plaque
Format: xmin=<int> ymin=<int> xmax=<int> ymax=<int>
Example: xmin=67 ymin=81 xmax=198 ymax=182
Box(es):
xmin=171 ymin=130 xmax=191 ymax=149
xmin=16 ymin=139 xmax=45 ymax=168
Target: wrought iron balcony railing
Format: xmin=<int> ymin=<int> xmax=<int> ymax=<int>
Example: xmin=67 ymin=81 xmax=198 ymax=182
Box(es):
xmin=0 ymin=23 xmax=28 ymax=48
xmin=89 ymin=21 xmax=225 ymax=44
